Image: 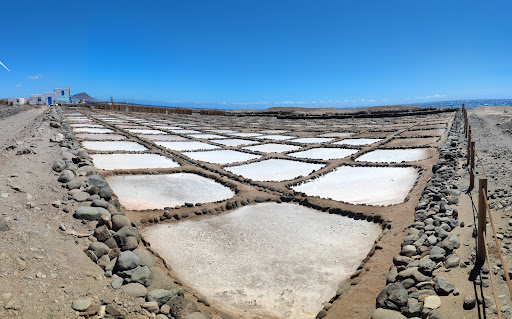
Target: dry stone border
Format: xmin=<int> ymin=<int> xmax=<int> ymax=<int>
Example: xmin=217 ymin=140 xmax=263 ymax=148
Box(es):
xmin=372 ymin=110 xmax=464 ymax=319
xmin=56 ymin=110 xmax=215 ymax=318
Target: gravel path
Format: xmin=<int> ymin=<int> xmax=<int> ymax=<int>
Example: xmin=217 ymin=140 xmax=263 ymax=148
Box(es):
xmin=0 ymin=107 xmax=141 ymax=318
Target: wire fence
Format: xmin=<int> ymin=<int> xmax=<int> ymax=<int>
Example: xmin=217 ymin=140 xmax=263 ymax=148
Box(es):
xmin=462 ymin=104 xmax=512 ymax=318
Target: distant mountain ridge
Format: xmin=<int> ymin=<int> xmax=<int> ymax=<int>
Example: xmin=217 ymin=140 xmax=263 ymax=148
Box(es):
xmin=72 ymin=92 xmax=102 ymax=102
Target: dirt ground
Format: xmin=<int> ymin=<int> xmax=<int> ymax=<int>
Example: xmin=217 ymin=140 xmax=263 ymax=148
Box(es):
xmin=0 ymin=106 xmax=149 ymax=318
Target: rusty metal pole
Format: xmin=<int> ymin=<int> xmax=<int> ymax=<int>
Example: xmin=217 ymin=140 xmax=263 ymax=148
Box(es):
xmin=467 ymin=128 xmax=472 ymax=165
xmin=470 ymin=141 xmax=476 ymax=189
xmin=477 ymin=178 xmax=488 ymax=261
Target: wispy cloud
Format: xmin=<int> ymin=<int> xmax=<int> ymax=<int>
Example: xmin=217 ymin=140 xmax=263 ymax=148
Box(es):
xmin=16 ymin=84 xmax=22 ymax=87
xmin=27 ymin=74 xmax=44 ymax=80
xmin=0 ymin=60 xmax=10 ymax=72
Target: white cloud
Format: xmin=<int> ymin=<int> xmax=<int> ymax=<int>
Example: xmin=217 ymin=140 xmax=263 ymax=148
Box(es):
xmin=27 ymin=74 xmax=44 ymax=80
xmin=16 ymin=84 xmax=22 ymax=87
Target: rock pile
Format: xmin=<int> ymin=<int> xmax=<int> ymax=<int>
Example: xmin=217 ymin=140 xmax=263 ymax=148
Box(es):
xmin=373 ymin=112 xmax=464 ymax=319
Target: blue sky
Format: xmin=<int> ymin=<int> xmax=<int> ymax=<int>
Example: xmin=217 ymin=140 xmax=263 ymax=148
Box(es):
xmin=1 ymin=1 xmax=511 ymax=108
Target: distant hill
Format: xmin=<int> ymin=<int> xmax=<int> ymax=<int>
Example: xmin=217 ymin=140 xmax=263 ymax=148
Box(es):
xmin=72 ymin=92 xmax=102 ymax=102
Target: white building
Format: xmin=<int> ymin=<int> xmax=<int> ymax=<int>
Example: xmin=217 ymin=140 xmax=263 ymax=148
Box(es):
xmin=53 ymin=87 xmax=71 ymax=104
xmin=7 ymin=97 xmax=28 ymax=105
xmin=29 ymin=93 xmax=55 ymax=105
xmin=25 ymin=86 xmax=72 ymax=105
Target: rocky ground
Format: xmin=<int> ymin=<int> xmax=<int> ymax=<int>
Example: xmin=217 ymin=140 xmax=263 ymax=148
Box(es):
xmin=0 ymin=106 xmax=212 ymax=318
xmin=371 ymin=105 xmax=512 ymax=319
xmin=0 ymin=104 xmax=31 ymax=120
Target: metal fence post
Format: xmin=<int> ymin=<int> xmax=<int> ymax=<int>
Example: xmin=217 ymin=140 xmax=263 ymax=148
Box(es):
xmin=467 ymin=128 xmax=472 ymax=165
xmin=470 ymin=141 xmax=476 ymax=189
xmin=478 ymin=178 xmax=488 ymax=261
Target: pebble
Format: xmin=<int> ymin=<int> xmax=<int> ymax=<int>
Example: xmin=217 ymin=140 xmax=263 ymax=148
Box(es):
xmin=424 ymin=295 xmax=441 ymax=309
xmin=72 ymin=299 xmax=92 ymax=311
xmin=463 ymin=295 xmax=476 ymax=310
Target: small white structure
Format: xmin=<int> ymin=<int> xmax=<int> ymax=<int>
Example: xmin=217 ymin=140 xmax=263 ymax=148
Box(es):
xmin=7 ymin=97 xmax=28 ymax=105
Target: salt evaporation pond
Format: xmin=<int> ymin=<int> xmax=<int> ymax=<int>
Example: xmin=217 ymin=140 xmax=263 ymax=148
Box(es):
xmin=260 ymin=129 xmax=289 ymax=134
xmin=75 ymin=134 xmax=126 ymax=141
xmin=185 ymin=150 xmax=261 ymax=164
xmin=292 ymin=166 xmax=418 ymax=206
xmin=170 ymin=129 xmax=201 ymax=134
xmin=230 ymin=132 xmax=262 ymax=137
xmin=73 ymin=128 xmax=114 ymax=133
xmin=356 ymin=149 xmax=431 ymax=163
xmin=210 ymin=139 xmax=259 ymax=147
xmin=106 ymin=173 xmax=234 ymax=210
xmin=289 ymin=137 xmax=335 ymax=144
xmin=126 ymin=129 xmax=168 ymax=135
xmin=333 ymin=138 xmax=382 ymax=146
xmin=143 ymin=202 xmax=381 ymax=319
xmin=208 ymin=129 xmax=238 ymax=134
xmin=188 ymin=134 xmax=227 ymax=139
xmin=90 ymin=154 xmax=179 ymax=170
xmin=81 ymin=141 xmax=148 ymax=152
xmin=155 ymin=141 xmax=219 ymax=151
xmin=225 ymin=159 xmax=324 ymax=181
xmin=156 ymin=126 xmax=188 ymax=130
xmin=70 ymin=124 xmax=104 ymax=128
xmin=256 ymin=135 xmax=295 ymax=140
xmin=319 ymin=132 xmax=353 ymax=138
xmin=289 ymin=148 xmax=358 ymax=160
xmin=138 ymin=134 xmax=188 ymax=141
xmin=243 ymin=143 xmax=301 ymax=153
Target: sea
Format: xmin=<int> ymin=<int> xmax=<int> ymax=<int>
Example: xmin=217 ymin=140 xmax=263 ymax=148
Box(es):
xmin=102 ymin=98 xmax=512 ymax=111
xmin=411 ymin=99 xmax=512 ymax=109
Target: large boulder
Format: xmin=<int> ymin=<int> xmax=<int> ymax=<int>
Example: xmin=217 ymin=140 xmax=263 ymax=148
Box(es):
xmin=147 ymin=288 xmax=183 ymax=306
xmin=77 ymin=165 xmax=96 ymax=176
xmin=133 ymin=249 xmax=156 ymax=268
xmin=147 ymin=266 xmax=175 ymax=290
xmin=99 ymin=186 xmax=112 ymax=201
xmin=115 ymin=226 xmax=141 ymax=245
xmin=116 ymin=251 xmax=140 ymax=271
xmin=87 ymin=175 xmax=108 ymax=188
xmin=89 ymin=241 xmax=110 ymax=258
xmin=418 ymin=258 xmax=436 ymax=275
xmin=120 ymin=282 xmax=148 ymax=298
xmin=440 ymin=235 xmax=460 ymax=253
xmin=58 ymin=170 xmax=74 ymax=183
xmin=112 ymin=215 xmax=131 ymax=231
xmin=52 ymin=160 xmax=67 ymax=172
xmin=376 ymin=282 xmax=408 ymax=310
xmin=117 ymin=265 xmax=150 ymax=286
xmin=73 ymin=206 xmax=111 ymax=221
xmin=429 ymin=246 xmax=446 ymax=262
xmin=67 ymin=178 xmax=87 ymax=190
xmin=167 ymin=296 xmax=198 ymax=319
xmin=434 ymin=276 xmax=455 ymax=296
